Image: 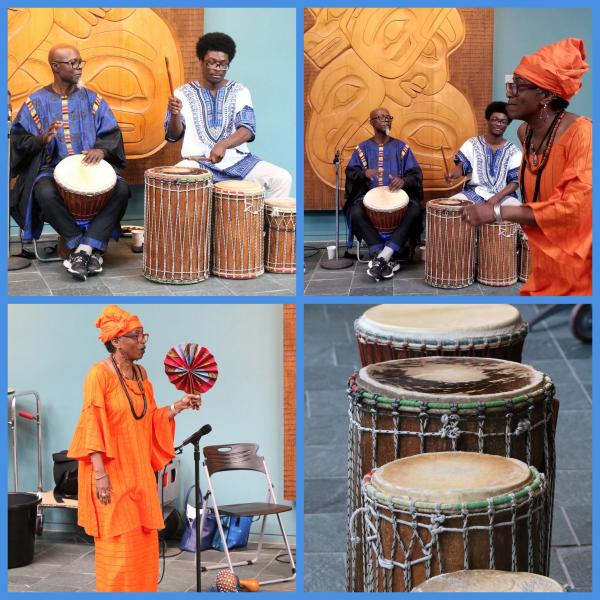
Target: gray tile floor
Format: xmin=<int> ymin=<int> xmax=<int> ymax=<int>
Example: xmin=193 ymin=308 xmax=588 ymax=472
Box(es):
xmin=8 ymin=532 xmax=295 ymax=592
xmin=9 ymin=239 xmax=296 ymax=297
xmin=304 ymin=304 xmax=592 ymax=592
xmin=304 ymin=245 xmax=523 ymax=296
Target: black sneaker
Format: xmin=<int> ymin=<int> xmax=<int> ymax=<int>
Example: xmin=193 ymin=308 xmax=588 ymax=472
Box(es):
xmin=63 ymin=251 xmax=89 ymax=281
xmin=87 ymin=251 xmax=104 ymax=275
xmin=367 ymin=257 xmax=400 ymax=281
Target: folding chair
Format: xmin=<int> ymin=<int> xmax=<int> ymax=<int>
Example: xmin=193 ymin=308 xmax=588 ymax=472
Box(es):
xmin=199 ymin=443 xmax=296 ymax=586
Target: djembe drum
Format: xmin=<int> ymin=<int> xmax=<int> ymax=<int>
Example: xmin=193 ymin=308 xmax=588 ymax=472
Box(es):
xmin=264 ymin=197 xmax=296 ymax=273
xmin=519 ymin=228 xmax=531 ymax=282
xmin=212 ymin=180 xmax=265 ymax=279
xmin=143 ymin=166 xmax=213 ymax=284
xmin=354 ymin=304 xmax=528 ymax=366
xmin=347 ymin=356 xmax=557 ymax=592
xmin=477 ymin=222 xmax=519 ymax=286
xmin=412 ymin=570 xmax=565 ymax=592
xmin=363 ymin=187 xmax=409 ymax=233
xmin=354 ymin=452 xmax=548 ymax=591
xmin=53 ymin=154 xmax=117 ymax=220
xmin=425 ymin=198 xmax=475 ymax=288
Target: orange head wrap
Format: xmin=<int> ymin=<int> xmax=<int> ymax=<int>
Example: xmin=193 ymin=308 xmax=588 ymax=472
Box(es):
xmin=514 ymin=38 xmax=589 ymax=101
xmin=96 ymin=305 xmax=143 ymax=344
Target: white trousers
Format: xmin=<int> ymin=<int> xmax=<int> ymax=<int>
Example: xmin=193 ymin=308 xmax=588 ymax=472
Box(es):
xmin=450 ymin=192 xmax=521 ymax=206
xmin=176 ymin=159 xmax=292 ymax=199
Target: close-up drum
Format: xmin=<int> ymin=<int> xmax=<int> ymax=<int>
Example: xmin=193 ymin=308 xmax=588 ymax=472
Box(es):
xmin=354 ymin=304 xmax=528 ymax=365
xmin=477 ymin=221 xmax=519 ymax=286
xmin=425 ymin=198 xmax=475 ymax=288
xmin=347 ymin=356 xmax=557 ymax=591
xmin=53 ymin=154 xmax=117 ymax=221
xmin=411 ymin=569 xmax=566 ymax=592
xmin=264 ymin=197 xmax=296 ymax=274
xmin=143 ymin=166 xmax=213 ymax=284
xmin=362 ymin=187 xmax=409 ymax=233
xmin=354 ymin=452 xmax=548 ymax=591
xmin=211 ymin=180 xmax=265 ymax=279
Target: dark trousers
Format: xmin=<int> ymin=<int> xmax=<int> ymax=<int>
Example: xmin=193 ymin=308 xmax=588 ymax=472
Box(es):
xmin=345 ymin=197 xmax=422 ymax=257
xmin=33 ymin=176 xmax=129 ymax=252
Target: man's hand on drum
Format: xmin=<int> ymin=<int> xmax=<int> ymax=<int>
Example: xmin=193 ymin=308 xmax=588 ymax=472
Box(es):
xmin=42 ymin=120 xmax=63 ymax=145
xmin=209 ymin=141 xmax=227 ymax=163
xmin=364 ymin=168 xmax=379 ymax=180
xmin=167 ymin=95 xmax=183 ymax=116
xmin=81 ymin=148 xmax=105 ymax=166
xmin=389 ymin=176 xmax=405 ymax=192
xmin=462 ymin=203 xmax=495 ymax=226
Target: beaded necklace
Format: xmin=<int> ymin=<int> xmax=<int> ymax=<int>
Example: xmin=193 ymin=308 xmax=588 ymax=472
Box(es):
xmin=111 ymin=356 xmax=147 ymax=420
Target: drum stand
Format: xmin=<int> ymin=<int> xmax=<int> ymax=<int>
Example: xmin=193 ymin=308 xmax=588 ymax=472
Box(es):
xmin=321 ymin=150 xmax=353 ymax=270
xmin=7 ymin=92 xmax=31 ymax=271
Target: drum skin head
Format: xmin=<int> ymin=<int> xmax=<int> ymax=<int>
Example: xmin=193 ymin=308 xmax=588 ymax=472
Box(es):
xmin=265 ymin=197 xmax=296 ymax=212
xmin=358 ymin=356 xmax=543 ymax=400
xmin=54 ymin=153 xmax=116 ymax=194
xmin=357 ymin=304 xmax=523 ymax=339
xmin=146 ymin=166 xmax=211 ymax=178
xmin=371 ymin=451 xmax=533 ymax=503
xmin=428 ymin=197 xmax=472 ymax=209
xmin=363 ymin=186 xmax=409 ymax=210
xmin=412 ymin=570 xmax=565 ymax=592
xmin=214 ymin=179 xmax=263 ymax=193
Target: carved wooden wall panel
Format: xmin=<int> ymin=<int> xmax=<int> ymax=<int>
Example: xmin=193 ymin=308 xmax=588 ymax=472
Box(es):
xmin=283 ymin=304 xmax=296 ymax=501
xmin=304 ymin=8 xmax=493 ymax=209
xmin=8 ymin=8 xmax=204 ymax=184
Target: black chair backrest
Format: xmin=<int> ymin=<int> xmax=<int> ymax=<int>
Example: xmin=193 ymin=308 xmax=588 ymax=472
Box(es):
xmin=203 ymin=443 xmax=266 ymax=475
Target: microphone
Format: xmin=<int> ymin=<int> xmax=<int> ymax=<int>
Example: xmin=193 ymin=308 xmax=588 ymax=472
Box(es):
xmin=174 ymin=424 xmax=212 ymax=453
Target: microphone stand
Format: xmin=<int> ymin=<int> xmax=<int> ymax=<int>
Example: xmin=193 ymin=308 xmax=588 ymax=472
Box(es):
xmin=7 ymin=91 xmax=31 ymax=271
xmin=321 ymin=149 xmax=353 ymax=270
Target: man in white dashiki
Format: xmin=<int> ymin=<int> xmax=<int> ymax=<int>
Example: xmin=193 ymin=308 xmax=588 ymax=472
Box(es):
xmin=446 ymin=101 xmax=522 ymax=206
xmin=165 ymin=32 xmax=291 ymax=198
xmin=10 ymin=44 xmax=129 ymax=282
xmin=344 ymin=107 xmax=423 ymax=282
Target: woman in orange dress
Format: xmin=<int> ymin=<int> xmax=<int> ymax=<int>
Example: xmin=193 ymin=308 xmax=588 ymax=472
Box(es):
xmin=463 ymin=38 xmax=591 ymax=296
xmin=68 ymin=305 xmax=201 ymax=592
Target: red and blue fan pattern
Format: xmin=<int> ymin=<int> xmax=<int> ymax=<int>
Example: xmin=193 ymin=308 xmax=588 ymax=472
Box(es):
xmin=164 ymin=343 xmax=218 ymax=394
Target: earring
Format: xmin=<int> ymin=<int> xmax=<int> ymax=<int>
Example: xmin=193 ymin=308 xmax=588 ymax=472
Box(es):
xmin=538 ymin=102 xmax=549 ymax=121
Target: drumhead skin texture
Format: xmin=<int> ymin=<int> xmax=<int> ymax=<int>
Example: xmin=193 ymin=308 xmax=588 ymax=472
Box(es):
xmin=412 ymin=570 xmax=565 ymax=592
xmin=363 ymin=186 xmax=409 ymax=210
xmin=214 ymin=179 xmax=263 ymax=193
xmin=356 ymin=304 xmax=524 ymax=339
xmin=265 ymin=197 xmax=296 ymax=212
xmin=371 ymin=451 xmax=533 ymax=503
xmin=54 ymin=153 xmax=116 ymax=193
xmin=358 ymin=356 xmax=543 ymax=400
xmin=146 ymin=166 xmax=211 ymax=180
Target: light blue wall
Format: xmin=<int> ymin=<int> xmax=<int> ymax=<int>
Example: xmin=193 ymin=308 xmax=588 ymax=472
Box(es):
xmin=306 ymin=8 xmax=593 ymax=241
xmin=8 ymin=304 xmax=295 ymax=539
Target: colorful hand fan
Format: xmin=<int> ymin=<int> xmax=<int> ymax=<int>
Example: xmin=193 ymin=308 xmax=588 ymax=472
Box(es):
xmin=164 ymin=343 xmax=218 ymax=394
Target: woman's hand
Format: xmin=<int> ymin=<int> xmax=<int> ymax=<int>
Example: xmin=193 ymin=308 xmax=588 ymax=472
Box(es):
xmin=462 ymin=202 xmax=495 ymax=226
xmin=95 ymin=473 xmax=112 ymax=505
xmin=172 ymin=394 xmax=202 ymax=416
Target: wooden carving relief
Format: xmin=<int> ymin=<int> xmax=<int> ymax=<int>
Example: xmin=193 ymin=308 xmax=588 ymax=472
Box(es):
xmin=9 ymin=8 xmax=204 ymax=183
xmin=305 ymin=8 xmax=493 ymax=209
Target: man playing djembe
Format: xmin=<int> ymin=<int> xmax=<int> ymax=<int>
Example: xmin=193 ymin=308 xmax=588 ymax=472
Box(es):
xmin=344 ymin=107 xmax=423 ymax=282
xmin=10 ymin=44 xmax=129 ymax=281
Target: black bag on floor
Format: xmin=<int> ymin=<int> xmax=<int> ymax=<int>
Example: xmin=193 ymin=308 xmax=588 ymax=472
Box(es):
xmin=52 ymin=450 xmax=78 ymax=502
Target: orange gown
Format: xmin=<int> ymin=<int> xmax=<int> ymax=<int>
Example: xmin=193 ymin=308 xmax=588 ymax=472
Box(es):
xmin=68 ymin=362 xmax=175 ymax=592
xmin=521 ymin=117 xmax=592 ymax=295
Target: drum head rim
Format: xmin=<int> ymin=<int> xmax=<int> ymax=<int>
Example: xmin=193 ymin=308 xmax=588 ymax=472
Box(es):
xmin=144 ymin=166 xmax=213 ymax=182
xmin=363 ymin=186 xmax=409 ymax=211
xmin=428 ymin=197 xmax=474 ymax=209
xmin=54 ymin=154 xmax=117 ymax=194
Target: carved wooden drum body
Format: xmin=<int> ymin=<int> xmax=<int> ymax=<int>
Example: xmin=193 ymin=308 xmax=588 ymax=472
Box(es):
xmin=264 ymin=197 xmax=296 ymax=274
xmin=363 ymin=187 xmax=409 ymax=233
xmin=354 ymin=304 xmax=528 ymax=366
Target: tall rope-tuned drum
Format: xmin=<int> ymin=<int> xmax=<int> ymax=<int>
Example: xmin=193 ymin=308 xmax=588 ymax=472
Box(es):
xmin=425 ymin=198 xmax=475 ymax=288
xmin=353 ymin=452 xmax=548 ymax=591
xmin=54 ymin=153 xmax=117 ymax=220
xmin=143 ymin=166 xmax=213 ymax=284
xmin=363 ymin=187 xmax=409 ymax=233
xmin=477 ymin=222 xmax=518 ymax=286
xmin=264 ymin=197 xmax=296 ymax=273
xmin=211 ymin=180 xmax=265 ymax=279
xmin=354 ymin=304 xmax=528 ymax=365
xmin=347 ymin=356 xmax=557 ymax=592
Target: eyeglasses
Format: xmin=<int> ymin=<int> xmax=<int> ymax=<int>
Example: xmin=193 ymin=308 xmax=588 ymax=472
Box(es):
xmin=53 ymin=59 xmax=86 ymax=69
xmin=204 ymin=60 xmax=229 ymax=71
xmin=371 ymin=115 xmax=393 ymax=122
xmin=120 ymin=332 xmax=150 ymax=343
xmin=505 ymin=81 xmax=539 ymax=96
xmin=489 ymin=117 xmax=509 ymax=125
